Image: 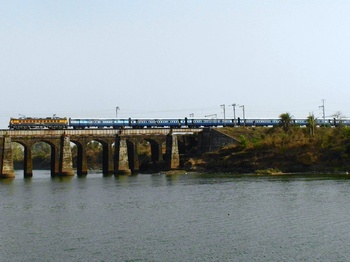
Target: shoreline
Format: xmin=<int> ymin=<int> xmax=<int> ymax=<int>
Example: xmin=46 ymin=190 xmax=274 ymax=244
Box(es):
xmin=162 ymin=168 xmax=350 ymax=177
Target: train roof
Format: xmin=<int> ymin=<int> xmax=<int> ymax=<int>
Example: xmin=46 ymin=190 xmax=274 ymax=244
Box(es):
xmin=10 ymin=116 xmax=67 ymax=120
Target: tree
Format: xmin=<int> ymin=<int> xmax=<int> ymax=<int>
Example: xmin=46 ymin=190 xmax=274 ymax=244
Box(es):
xmin=332 ymin=111 xmax=345 ymax=119
xmin=332 ymin=111 xmax=346 ymax=127
xmin=279 ymin=112 xmax=293 ymax=132
xmin=306 ymin=114 xmax=316 ymax=137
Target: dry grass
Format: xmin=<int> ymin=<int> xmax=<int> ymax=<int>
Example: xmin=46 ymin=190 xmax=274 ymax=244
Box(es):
xmin=200 ymin=126 xmax=350 ymax=173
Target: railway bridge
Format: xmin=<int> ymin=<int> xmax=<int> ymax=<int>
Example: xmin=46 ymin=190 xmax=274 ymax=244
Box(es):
xmin=0 ymin=128 xmax=202 ymax=178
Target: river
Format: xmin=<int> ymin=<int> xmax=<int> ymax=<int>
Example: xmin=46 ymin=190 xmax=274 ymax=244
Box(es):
xmin=1 ymin=170 xmax=350 ymax=261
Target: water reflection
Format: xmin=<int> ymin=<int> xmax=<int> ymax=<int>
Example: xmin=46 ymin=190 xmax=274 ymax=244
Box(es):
xmin=0 ymin=178 xmax=14 ymax=185
xmin=114 ymin=174 xmax=130 ymax=185
xmin=165 ymin=174 xmax=180 ymax=186
xmin=50 ymin=176 xmax=74 ymax=183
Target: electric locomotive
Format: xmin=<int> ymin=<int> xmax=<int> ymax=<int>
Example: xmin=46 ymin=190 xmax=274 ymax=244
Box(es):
xmin=9 ymin=117 xmax=68 ymax=130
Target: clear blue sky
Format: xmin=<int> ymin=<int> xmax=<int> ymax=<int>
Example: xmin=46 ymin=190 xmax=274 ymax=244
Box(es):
xmin=1 ymin=1 xmax=350 ymax=128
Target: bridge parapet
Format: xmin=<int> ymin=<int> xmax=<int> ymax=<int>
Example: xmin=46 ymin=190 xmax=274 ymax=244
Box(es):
xmin=0 ymin=128 xmax=202 ymax=137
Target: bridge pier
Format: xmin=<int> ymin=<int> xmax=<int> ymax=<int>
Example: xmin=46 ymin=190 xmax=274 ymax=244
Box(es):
xmin=76 ymin=142 xmax=88 ymax=176
xmin=54 ymin=135 xmax=74 ymax=176
xmin=24 ymin=145 xmax=33 ymax=178
xmin=127 ymin=139 xmax=140 ymax=173
xmin=0 ymin=135 xmax=15 ymax=178
xmin=102 ymin=140 xmax=115 ymax=176
xmin=166 ymin=134 xmax=180 ymax=169
xmin=114 ymin=137 xmax=131 ymax=175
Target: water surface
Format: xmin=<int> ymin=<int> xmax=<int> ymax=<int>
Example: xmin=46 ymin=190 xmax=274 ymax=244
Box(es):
xmin=1 ymin=171 xmax=350 ymax=261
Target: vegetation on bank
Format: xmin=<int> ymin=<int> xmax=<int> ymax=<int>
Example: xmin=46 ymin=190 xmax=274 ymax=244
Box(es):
xmin=195 ymin=113 xmax=350 ymax=174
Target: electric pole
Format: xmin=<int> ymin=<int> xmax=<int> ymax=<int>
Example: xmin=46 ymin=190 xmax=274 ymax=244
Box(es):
xmin=240 ymin=105 xmax=245 ymax=127
xmin=230 ymin=103 xmax=236 ymax=126
xmin=221 ymin=104 xmax=226 ymax=126
xmin=319 ymin=99 xmax=325 ymax=126
xmin=116 ymin=106 xmax=120 ymax=118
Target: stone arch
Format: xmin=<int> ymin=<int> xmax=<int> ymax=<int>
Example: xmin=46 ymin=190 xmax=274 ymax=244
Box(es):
xmin=10 ymin=138 xmax=57 ymax=177
xmin=32 ymin=140 xmax=53 ymax=166
xmin=71 ymin=137 xmax=115 ymax=175
xmin=86 ymin=139 xmax=104 ymax=173
xmin=137 ymin=136 xmax=167 ymax=171
xmin=10 ymin=139 xmax=32 ymax=177
xmin=11 ymin=141 xmax=24 ymax=171
xmin=145 ymin=138 xmax=164 ymax=162
xmin=32 ymin=139 xmax=59 ymax=176
xmin=69 ymin=137 xmax=117 ymax=176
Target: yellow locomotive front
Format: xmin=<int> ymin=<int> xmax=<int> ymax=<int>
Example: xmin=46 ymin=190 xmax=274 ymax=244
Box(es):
xmin=9 ymin=117 xmax=68 ymax=130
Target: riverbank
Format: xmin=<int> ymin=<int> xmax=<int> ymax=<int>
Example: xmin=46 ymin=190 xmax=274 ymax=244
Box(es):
xmin=185 ymin=126 xmax=350 ymax=175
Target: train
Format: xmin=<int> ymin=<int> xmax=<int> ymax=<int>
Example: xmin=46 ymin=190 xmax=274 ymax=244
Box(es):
xmin=8 ymin=116 xmax=350 ymax=130
xmin=9 ymin=117 xmax=69 ymax=130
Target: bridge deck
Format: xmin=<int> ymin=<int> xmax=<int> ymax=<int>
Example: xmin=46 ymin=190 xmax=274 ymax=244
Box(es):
xmin=0 ymin=128 xmax=202 ymax=137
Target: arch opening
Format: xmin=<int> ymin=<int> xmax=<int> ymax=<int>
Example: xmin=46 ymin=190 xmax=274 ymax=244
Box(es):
xmin=11 ymin=141 xmax=54 ymax=177
xmin=32 ymin=142 xmax=52 ymax=171
xmin=86 ymin=140 xmax=104 ymax=174
xmin=138 ymin=139 xmax=166 ymax=172
xmin=12 ymin=142 xmax=24 ymax=171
